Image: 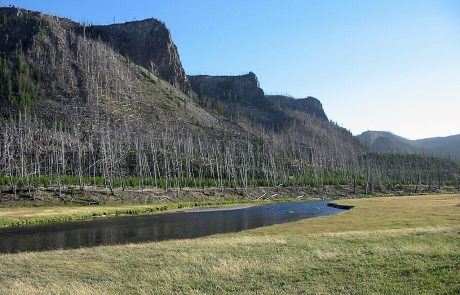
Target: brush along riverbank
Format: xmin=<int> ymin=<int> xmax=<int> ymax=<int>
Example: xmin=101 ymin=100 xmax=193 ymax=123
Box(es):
xmin=1 ymin=184 xmax=458 ymax=208
xmin=0 ymin=194 xmax=458 ymax=294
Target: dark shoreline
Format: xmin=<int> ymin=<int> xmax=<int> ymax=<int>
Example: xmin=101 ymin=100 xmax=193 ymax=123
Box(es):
xmin=1 ymin=184 xmax=458 ymax=208
xmin=327 ymin=202 xmax=354 ymax=210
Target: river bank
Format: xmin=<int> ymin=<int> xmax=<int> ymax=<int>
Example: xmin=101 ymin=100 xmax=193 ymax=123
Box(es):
xmin=1 ymin=184 xmax=458 ymax=208
xmin=1 ymin=183 xmax=458 ymax=228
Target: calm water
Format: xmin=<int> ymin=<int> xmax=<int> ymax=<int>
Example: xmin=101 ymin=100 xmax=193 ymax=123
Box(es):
xmin=0 ymin=200 xmax=343 ymax=253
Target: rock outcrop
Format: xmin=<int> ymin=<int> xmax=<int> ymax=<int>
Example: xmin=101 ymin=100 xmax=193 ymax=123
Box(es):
xmin=189 ymin=72 xmax=290 ymax=128
xmin=189 ymin=72 xmax=264 ymax=103
xmin=265 ymin=95 xmax=328 ymax=120
xmin=87 ymin=19 xmax=192 ymax=95
xmin=189 ymin=72 xmax=329 ymax=128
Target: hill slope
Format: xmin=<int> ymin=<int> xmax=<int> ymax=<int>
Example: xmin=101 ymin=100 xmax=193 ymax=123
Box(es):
xmin=0 ymin=6 xmax=355 ymax=150
xmin=0 ymin=7 xmax=234 ymax=136
xmin=188 ymin=72 xmax=362 ymax=161
xmin=357 ymin=131 xmax=460 ymax=159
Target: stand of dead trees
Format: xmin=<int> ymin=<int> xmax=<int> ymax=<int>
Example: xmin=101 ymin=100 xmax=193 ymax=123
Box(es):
xmin=0 ymin=12 xmax=458 ymax=195
xmin=0 ymin=110 xmax=458 ymax=194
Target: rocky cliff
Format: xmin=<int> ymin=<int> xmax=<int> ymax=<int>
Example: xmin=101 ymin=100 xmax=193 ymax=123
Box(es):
xmin=87 ymin=19 xmax=192 ymax=95
xmin=189 ymin=73 xmax=329 ymax=128
xmin=189 ymin=72 xmax=290 ymax=128
xmin=189 ymin=72 xmax=264 ymax=103
xmin=188 ymin=72 xmax=361 ymax=159
xmin=265 ymin=95 xmax=328 ymax=121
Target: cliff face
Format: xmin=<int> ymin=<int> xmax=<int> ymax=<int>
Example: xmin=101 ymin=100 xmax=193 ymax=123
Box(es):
xmin=189 ymin=72 xmax=264 ymax=103
xmin=265 ymin=95 xmax=328 ymax=121
xmin=188 ymin=73 xmax=329 ymax=129
xmin=87 ymin=19 xmax=192 ymax=95
xmin=189 ymin=72 xmax=290 ymax=128
xmin=187 ymin=72 xmax=363 ymax=159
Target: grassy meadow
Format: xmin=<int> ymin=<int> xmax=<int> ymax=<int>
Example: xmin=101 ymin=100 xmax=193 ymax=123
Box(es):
xmin=0 ymin=194 xmax=458 ymax=294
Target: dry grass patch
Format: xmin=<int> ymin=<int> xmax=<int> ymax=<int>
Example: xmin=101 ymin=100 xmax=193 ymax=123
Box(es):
xmin=247 ymin=194 xmax=460 ymax=236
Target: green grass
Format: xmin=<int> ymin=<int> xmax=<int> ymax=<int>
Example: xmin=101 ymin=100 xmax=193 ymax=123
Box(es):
xmin=0 ymin=194 xmax=458 ymax=294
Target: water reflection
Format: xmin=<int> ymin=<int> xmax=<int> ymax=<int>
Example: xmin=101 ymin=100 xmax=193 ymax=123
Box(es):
xmin=0 ymin=200 xmax=343 ymax=253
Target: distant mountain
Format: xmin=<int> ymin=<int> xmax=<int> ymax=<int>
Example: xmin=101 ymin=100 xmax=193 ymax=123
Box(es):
xmin=357 ymin=131 xmax=460 ymax=160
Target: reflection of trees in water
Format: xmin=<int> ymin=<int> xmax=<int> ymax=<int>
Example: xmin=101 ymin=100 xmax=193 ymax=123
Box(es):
xmin=0 ymin=200 xmax=342 ymax=253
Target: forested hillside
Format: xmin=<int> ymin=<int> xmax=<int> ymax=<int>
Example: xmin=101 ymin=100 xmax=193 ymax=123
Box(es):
xmin=0 ymin=7 xmax=458 ymax=198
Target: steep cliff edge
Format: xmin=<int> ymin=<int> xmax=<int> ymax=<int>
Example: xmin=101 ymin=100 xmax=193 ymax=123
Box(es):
xmin=188 ymin=73 xmax=329 ymax=127
xmin=189 ymin=72 xmax=290 ymax=128
xmin=87 ymin=19 xmax=192 ymax=95
xmin=265 ymin=95 xmax=328 ymax=121
xmin=189 ymin=72 xmax=264 ymax=103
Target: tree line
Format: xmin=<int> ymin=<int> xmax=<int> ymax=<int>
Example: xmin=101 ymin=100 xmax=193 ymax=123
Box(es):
xmin=1 ymin=111 xmax=458 ymax=195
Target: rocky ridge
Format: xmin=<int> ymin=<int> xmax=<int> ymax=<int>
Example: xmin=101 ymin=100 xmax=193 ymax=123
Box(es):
xmin=87 ymin=19 xmax=192 ymax=95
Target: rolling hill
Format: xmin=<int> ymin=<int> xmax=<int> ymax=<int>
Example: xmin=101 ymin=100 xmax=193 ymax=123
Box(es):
xmin=357 ymin=131 xmax=460 ymax=160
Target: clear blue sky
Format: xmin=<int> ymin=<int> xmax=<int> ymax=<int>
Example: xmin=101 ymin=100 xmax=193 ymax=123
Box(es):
xmin=2 ymin=0 xmax=459 ymax=139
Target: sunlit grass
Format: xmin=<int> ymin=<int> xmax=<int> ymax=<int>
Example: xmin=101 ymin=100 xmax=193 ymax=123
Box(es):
xmin=250 ymin=194 xmax=460 ymax=235
xmin=0 ymin=194 xmax=458 ymax=294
